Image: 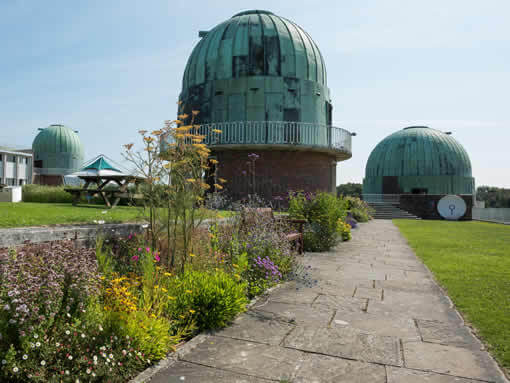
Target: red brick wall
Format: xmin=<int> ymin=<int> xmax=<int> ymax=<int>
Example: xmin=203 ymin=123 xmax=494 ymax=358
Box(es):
xmin=212 ymin=150 xmax=336 ymax=202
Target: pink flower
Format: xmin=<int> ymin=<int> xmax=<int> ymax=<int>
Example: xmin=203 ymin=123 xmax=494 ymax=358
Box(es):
xmin=128 ymin=234 xmax=132 ymax=240
xmin=131 ymin=255 xmax=139 ymax=261
xmin=146 ymin=247 xmax=150 ymax=252
xmin=154 ymin=254 xmax=160 ymax=262
xmin=138 ymin=247 xmax=142 ymax=252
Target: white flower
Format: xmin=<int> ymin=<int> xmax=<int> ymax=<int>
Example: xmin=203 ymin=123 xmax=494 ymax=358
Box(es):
xmin=94 ymin=361 xmax=97 ymax=365
xmin=142 ymin=224 xmax=149 ymax=229
xmin=86 ymin=368 xmax=91 ymax=374
xmin=76 ymin=379 xmax=80 ymax=383
xmin=102 ymin=210 xmax=107 ymax=214
xmin=66 ymin=313 xmax=71 ymax=318
xmin=33 ymin=334 xmax=38 ymax=339
xmin=30 ymin=343 xmax=35 ymax=348
xmin=81 ymin=333 xmax=85 ymax=338
xmin=122 ymin=350 xmax=127 ymax=355
xmin=147 ymin=359 xmax=151 ymax=364
xmin=68 ymin=355 xmax=73 ymax=360
xmin=40 ymin=360 xmax=46 ymax=366
xmin=65 ymin=330 xmax=70 ymax=335
xmin=92 ymin=372 xmax=96 ymax=377
xmin=99 ymin=325 xmax=103 ymax=332
xmin=126 ymin=335 xmax=130 ymax=340
xmin=108 ymin=353 xmax=114 ymax=359
xmin=13 ymin=366 xmax=19 ymax=373
xmin=65 ymin=370 xmax=70 ymax=375
xmin=55 ymin=342 xmax=60 ymax=347
xmin=98 ymin=220 xmax=105 ymax=225
xmin=2 ymin=359 xmax=7 ymax=365
xmin=93 ymin=355 xmax=98 ymax=361
xmin=35 ymin=342 xmax=41 ymax=347
xmin=22 ymin=354 xmax=28 ymax=360
xmin=3 ymin=304 xmax=10 ymax=311
xmin=106 ymin=358 xmax=110 ymax=363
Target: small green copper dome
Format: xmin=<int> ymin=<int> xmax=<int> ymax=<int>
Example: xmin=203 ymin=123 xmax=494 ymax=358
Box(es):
xmin=364 ymin=127 xmax=474 ymax=195
xmin=32 ymin=124 xmax=84 ymax=174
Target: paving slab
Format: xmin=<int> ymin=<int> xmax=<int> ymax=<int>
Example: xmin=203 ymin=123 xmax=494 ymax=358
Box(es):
xmin=284 ymin=325 xmax=402 ymax=366
xmin=387 ymin=366 xmax=483 ymax=383
xmin=294 ymin=354 xmax=386 ymax=383
xmin=150 ymin=361 xmax=271 ymax=383
xmin=332 ymin=310 xmax=420 ymax=340
xmin=181 ymin=336 xmax=305 ymax=381
xmin=403 ymin=341 xmax=507 ymax=382
xmin=252 ymin=300 xmax=334 ymax=326
xmin=312 ymin=293 xmax=367 ymax=312
xmin=214 ymin=310 xmax=295 ymax=346
xmin=416 ymin=319 xmax=484 ymax=350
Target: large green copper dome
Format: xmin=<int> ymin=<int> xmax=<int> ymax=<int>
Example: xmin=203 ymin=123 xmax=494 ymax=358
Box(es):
xmin=364 ymin=127 xmax=474 ymax=195
xmin=179 ymin=10 xmax=331 ymax=125
xmin=32 ymin=124 xmax=84 ymax=174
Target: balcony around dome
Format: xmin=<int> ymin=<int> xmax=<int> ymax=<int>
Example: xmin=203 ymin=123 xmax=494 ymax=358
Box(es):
xmin=163 ymin=121 xmax=352 ymax=161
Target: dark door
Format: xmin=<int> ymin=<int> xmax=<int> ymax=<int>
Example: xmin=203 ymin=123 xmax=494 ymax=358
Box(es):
xmin=382 ymin=176 xmax=401 ymax=194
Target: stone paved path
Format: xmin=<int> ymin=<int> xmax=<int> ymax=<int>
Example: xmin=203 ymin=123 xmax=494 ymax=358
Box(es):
xmin=149 ymin=220 xmax=508 ymax=383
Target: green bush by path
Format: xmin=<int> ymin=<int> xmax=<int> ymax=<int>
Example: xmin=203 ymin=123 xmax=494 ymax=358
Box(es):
xmin=22 ymin=184 xmax=75 ymax=203
xmin=394 ymin=220 xmax=510 ymax=374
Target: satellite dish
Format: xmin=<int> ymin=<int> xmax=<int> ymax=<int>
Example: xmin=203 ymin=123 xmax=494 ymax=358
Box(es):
xmin=437 ymin=195 xmax=467 ymax=220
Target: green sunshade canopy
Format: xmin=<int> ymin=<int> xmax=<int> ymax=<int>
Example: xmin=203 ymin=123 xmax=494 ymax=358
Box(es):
xmin=82 ymin=157 xmax=120 ymax=172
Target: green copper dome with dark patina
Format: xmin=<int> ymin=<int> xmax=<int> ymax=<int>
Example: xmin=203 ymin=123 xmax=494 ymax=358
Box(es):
xmin=179 ymin=10 xmax=331 ymax=125
xmin=32 ymin=124 xmax=84 ymax=174
xmin=363 ymin=127 xmax=474 ymax=195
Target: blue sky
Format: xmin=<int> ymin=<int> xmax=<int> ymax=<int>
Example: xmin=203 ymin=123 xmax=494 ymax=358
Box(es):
xmin=1 ymin=0 xmax=509 ymax=187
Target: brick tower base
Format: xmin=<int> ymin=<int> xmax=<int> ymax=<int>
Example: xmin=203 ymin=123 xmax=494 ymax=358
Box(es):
xmin=212 ymin=150 xmax=337 ymax=203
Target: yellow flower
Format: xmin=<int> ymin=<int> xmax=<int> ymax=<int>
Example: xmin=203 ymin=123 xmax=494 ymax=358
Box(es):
xmin=162 ymin=287 xmax=168 ymax=293
xmin=164 ymin=272 xmax=172 ymax=277
xmin=186 ymin=178 xmax=196 ymax=183
xmin=232 ymin=264 xmax=238 ymax=268
xmin=218 ymin=178 xmax=227 ymax=183
xmin=214 ymin=184 xmax=223 ymax=190
xmin=168 ymin=296 xmax=176 ymax=300
xmin=209 ymin=159 xmax=219 ymax=164
xmin=154 ymin=285 xmax=159 ymax=289
xmin=212 ymin=129 xmax=222 ymax=133
xmin=189 ymin=309 xmax=196 ymax=314
xmin=179 ymin=315 xmax=185 ymax=319
xmin=178 ymin=113 xmax=189 ymax=120
xmin=185 ymin=290 xmax=193 ymax=294
xmin=189 ymin=253 xmax=195 ymax=257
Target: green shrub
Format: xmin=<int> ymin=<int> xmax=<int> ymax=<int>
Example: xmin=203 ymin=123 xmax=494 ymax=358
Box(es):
xmin=288 ymin=192 xmax=348 ymax=252
xmin=22 ymin=184 xmax=75 ymax=203
xmin=164 ymin=269 xmax=248 ymax=332
xmin=110 ymin=311 xmax=176 ymax=360
xmin=345 ymin=196 xmax=373 ymax=222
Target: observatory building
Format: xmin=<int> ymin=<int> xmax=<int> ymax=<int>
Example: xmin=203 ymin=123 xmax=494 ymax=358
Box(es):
xmin=32 ymin=124 xmax=84 ymax=185
xmin=363 ymin=126 xmax=475 ymax=219
xmin=176 ymin=10 xmax=353 ymax=201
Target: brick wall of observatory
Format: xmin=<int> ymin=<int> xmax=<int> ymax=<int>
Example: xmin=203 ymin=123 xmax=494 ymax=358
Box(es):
xmin=213 ymin=150 xmax=337 ymax=201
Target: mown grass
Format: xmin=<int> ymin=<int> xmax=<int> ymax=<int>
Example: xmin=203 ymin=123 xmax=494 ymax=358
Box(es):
xmin=394 ymin=219 xmax=510 ymax=373
xmin=0 ymin=202 xmax=233 ymax=228
xmin=0 ymin=202 xmax=145 ymax=227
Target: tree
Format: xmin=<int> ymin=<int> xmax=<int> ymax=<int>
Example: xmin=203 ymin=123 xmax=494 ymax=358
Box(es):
xmin=337 ymin=183 xmax=362 ymax=198
xmin=476 ymin=186 xmax=510 ymax=208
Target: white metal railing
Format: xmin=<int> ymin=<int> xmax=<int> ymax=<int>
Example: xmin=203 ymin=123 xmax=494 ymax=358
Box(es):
xmin=162 ymin=121 xmax=352 ymax=154
xmin=472 ymin=208 xmax=510 ymax=224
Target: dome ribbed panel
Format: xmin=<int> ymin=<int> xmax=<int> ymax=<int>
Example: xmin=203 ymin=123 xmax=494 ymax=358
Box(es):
xmin=181 ymin=10 xmax=327 ymax=88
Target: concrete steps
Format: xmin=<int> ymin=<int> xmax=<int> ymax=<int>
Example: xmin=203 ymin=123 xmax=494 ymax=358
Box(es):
xmin=367 ymin=202 xmax=421 ymax=220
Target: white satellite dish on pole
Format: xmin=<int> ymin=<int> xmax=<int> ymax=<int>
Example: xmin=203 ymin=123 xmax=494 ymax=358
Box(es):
xmin=437 ymin=195 xmax=467 ymax=220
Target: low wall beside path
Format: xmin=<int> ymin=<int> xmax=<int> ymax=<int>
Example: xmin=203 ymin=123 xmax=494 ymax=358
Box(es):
xmin=0 ymin=223 xmax=146 ymax=249
xmin=473 ymin=208 xmax=510 ymax=224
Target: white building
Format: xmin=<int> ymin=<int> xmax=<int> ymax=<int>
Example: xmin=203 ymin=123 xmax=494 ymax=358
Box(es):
xmin=0 ymin=148 xmax=33 ymax=186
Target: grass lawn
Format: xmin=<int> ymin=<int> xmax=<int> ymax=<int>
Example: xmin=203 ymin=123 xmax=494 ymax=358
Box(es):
xmin=0 ymin=202 xmax=146 ymax=228
xmin=0 ymin=202 xmax=233 ymax=228
xmin=394 ymin=219 xmax=510 ymax=373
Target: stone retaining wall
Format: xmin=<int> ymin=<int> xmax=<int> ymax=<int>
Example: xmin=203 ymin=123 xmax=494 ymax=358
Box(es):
xmin=0 ymin=223 xmax=146 ymax=249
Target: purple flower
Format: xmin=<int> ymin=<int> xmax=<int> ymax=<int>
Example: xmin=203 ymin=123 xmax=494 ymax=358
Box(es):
xmin=154 ymin=254 xmax=160 ymax=262
xmin=131 ymin=255 xmax=139 ymax=261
